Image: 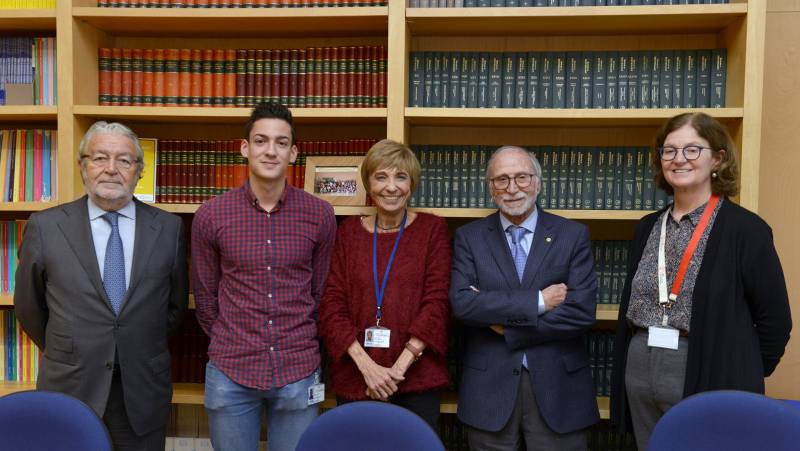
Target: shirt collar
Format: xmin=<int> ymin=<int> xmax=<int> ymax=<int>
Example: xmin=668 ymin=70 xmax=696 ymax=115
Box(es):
xmin=499 ymin=206 xmax=538 ymax=235
xmin=243 ymin=179 xmax=291 ymax=212
xmin=669 ymin=198 xmax=721 ymax=226
xmin=87 ymin=197 xmax=136 ymax=221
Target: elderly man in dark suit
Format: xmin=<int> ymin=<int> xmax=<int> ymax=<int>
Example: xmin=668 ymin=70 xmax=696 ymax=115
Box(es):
xmin=15 ymin=121 xmax=188 ymax=451
xmin=450 ymin=146 xmax=599 ymax=450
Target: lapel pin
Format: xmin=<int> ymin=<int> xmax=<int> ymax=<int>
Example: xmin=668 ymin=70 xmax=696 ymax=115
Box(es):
xmin=545 ymin=237 xmax=552 ymax=243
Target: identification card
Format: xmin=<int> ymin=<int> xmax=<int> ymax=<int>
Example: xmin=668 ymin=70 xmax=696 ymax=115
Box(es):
xmin=647 ymin=326 xmax=680 ymax=350
xmin=364 ymin=326 xmax=391 ymax=348
xmin=308 ymin=383 xmax=325 ymax=406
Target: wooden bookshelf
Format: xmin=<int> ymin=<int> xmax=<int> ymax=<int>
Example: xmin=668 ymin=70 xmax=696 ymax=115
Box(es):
xmin=0 ymin=106 xmax=58 ymax=122
xmin=0 ymin=8 xmax=56 ymax=32
xmin=406 ymin=4 xmax=748 ymax=36
xmin=0 ymin=294 xmax=12 ymax=307
xmin=73 ymin=106 xmax=388 ymax=125
xmin=0 ymin=1 xmax=765 ymax=428
xmin=72 ymin=6 xmax=389 ymax=37
xmin=0 ymin=202 xmax=56 ymax=211
xmin=596 ymin=304 xmax=620 ymax=322
xmin=405 ymin=107 xmax=745 ymax=127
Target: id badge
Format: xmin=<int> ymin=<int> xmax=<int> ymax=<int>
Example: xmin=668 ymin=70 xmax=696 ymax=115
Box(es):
xmin=308 ymin=383 xmax=325 ymax=406
xmin=364 ymin=326 xmax=391 ymax=348
xmin=648 ymin=326 xmax=680 ymax=350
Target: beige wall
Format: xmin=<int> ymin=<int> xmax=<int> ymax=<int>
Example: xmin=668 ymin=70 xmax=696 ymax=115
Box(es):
xmin=761 ymin=0 xmax=800 ymax=399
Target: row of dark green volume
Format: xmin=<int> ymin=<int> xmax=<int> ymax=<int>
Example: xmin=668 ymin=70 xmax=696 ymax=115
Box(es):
xmin=409 ymin=49 xmax=726 ymax=109
xmin=586 ymin=331 xmax=615 ymax=397
xmin=96 ymin=0 xmax=387 ymax=7
xmin=408 ymin=145 xmax=672 ymax=211
xmin=410 ymin=0 xmax=727 ymax=6
xmin=593 ymin=240 xmax=629 ymax=305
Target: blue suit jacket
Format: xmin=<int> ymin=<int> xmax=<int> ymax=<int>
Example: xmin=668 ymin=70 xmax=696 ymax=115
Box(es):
xmin=449 ymin=208 xmax=599 ymax=434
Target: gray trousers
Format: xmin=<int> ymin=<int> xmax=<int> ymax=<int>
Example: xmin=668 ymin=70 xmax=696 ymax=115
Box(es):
xmin=625 ymin=329 xmax=689 ymax=451
xmin=467 ymin=368 xmax=587 ymax=451
xmin=104 ymin=368 xmax=166 ymax=451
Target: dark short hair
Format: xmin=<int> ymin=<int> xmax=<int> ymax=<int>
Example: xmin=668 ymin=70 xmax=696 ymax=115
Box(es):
xmin=244 ymin=102 xmax=296 ymax=145
xmin=652 ymin=112 xmax=739 ymax=197
xmin=360 ymin=139 xmax=420 ymax=193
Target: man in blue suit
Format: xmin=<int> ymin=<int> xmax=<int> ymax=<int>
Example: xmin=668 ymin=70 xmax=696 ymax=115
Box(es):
xmin=450 ymin=146 xmax=599 ymax=450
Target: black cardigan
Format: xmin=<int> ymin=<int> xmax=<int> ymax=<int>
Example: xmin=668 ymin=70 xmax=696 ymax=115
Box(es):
xmin=610 ymin=200 xmax=792 ymax=430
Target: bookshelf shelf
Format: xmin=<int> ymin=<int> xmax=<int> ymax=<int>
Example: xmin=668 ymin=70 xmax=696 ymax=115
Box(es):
xmin=0 ymin=106 xmax=58 ymax=122
xmin=169 ymin=384 xmax=611 ymax=419
xmin=596 ymin=304 xmax=620 ymax=321
xmin=154 ymin=203 xmax=652 ymax=220
xmin=73 ymin=106 xmax=387 ymax=124
xmin=0 ymin=202 xmax=56 ymax=211
xmin=406 ymin=4 xmax=747 ymax=36
xmin=72 ymin=6 xmax=389 ymax=37
xmin=0 ymin=9 xmax=56 ymax=32
xmin=0 ymin=294 xmax=12 ymax=307
xmin=405 ymin=108 xmax=745 ymax=127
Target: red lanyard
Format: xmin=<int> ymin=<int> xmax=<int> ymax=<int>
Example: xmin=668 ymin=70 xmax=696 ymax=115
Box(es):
xmin=667 ymin=194 xmax=720 ymax=302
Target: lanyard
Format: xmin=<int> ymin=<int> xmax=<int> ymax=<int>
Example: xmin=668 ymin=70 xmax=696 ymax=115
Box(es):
xmin=372 ymin=209 xmax=407 ymax=326
xmin=657 ymin=194 xmax=720 ymax=323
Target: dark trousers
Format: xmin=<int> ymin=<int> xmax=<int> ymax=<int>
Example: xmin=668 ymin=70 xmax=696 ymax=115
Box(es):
xmin=467 ymin=368 xmax=587 ymax=451
xmin=625 ymin=329 xmax=689 ymax=451
xmin=103 ymin=368 xmax=166 ymax=451
xmin=337 ymin=390 xmax=441 ymax=431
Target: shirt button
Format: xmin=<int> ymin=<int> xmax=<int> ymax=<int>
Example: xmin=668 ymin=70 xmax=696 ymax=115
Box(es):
xmin=268 ymin=320 xmax=273 ymax=325
xmin=268 ymin=293 xmax=273 ymax=298
xmin=267 ymin=266 xmax=272 ymax=271
xmin=267 ymin=213 xmax=270 ymax=218
xmin=267 ymin=239 xmax=271 ymax=244
xmin=512 ymin=368 xmax=520 ymax=376
xmin=270 ymin=346 xmax=274 ymax=351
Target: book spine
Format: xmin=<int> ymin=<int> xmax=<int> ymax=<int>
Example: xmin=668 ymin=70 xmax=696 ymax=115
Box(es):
xmin=110 ymin=48 xmax=123 ymax=105
xmin=191 ymin=49 xmax=203 ymax=107
xmin=638 ymin=52 xmax=650 ymax=109
xmin=500 ymin=52 xmax=515 ymax=108
xmin=660 ymin=50 xmax=673 ymax=109
xmin=696 ymin=49 xmax=711 ymax=108
xmin=711 ymin=48 xmax=726 ymax=107
xmin=650 ymin=50 xmax=660 ymax=108
xmin=565 ymin=52 xmax=580 ymax=109
xmin=538 ymin=52 xmax=553 ymax=108
xmin=580 ymin=52 xmax=593 ymax=109
xmin=164 ymin=48 xmax=180 ymax=107
xmin=432 ymin=52 xmax=443 ymax=107
xmin=448 ymin=52 xmax=461 ymax=109
xmin=514 ymin=52 xmax=528 ymax=108
xmin=477 ymin=52 xmax=490 ymax=108
xmin=617 ymin=52 xmax=628 ymax=109
xmin=672 ymin=50 xmax=684 ymax=108
xmin=98 ymin=48 xmax=113 ymax=105
xmin=488 ymin=53 xmax=503 ymax=109
xmin=626 ymin=52 xmax=638 ymax=108
xmin=153 ymin=48 xmax=166 ymax=106
xmin=683 ymin=50 xmax=697 ymax=108
xmin=439 ymin=50 xmax=450 ymax=108
xmin=212 ymin=49 xmax=226 ymax=106
xmin=178 ymin=48 xmax=192 ymax=106
xmin=553 ymin=52 xmax=567 ymax=108
xmin=605 ymin=51 xmax=617 ymax=109
xmin=131 ymin=48 xmax=144 ymax=106
xmin=224 ymin=49 xmax=237 ymax=107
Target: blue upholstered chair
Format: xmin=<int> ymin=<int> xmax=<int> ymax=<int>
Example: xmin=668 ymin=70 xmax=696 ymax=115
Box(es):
xmin=647 ymin=390 xmax=800 ymax=451
xmin=0 ymin=390 xmax=112 ymax=451
xmin=296 ymin=401 xmax=445 ymax=451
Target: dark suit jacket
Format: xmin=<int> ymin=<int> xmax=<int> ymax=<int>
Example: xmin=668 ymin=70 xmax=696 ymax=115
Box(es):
xmin=611 ymin=200 xmax=792 ymax=432
xmin=14 ymin=196 xmax=188 ymax=435
xmin=450 ymin=208 xmax=599 ymax=434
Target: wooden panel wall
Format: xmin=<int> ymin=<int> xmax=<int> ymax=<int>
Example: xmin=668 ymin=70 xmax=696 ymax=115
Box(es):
xmin=761 ymin=0 xmax=800 ymax=400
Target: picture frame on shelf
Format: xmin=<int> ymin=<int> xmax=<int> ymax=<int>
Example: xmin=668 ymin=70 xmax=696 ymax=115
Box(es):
xmin=304 ymin=156 xmax=366 ymax=206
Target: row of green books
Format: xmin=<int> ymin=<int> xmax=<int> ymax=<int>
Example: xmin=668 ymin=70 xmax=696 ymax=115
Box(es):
xmin=409 ymin=145 xmax=672 ymax=211
xmin=594 ymin=240 xmax=629 ymax=305
xmin=410 ymin=0 xmax=727 ymax=6
xmin=587 ymin=331 xmax=615 ymax=397
xmin=409 ymin=49 xmax=727 ymax=109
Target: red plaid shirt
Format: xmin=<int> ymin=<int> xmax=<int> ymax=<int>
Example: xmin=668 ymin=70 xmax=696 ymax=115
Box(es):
xmin=192 ymin=181 xmax=336 ymax=390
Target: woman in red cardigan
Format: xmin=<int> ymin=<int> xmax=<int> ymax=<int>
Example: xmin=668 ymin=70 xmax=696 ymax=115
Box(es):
xmin=320 ymin=139 xmax=451 ymax=429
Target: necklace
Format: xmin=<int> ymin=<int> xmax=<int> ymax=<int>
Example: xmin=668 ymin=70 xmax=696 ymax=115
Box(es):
xmin=375 ymin=217 xmax=401 ymax=231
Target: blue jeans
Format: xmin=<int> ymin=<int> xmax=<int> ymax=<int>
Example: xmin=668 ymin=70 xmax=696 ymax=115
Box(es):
xmin=204 ymin=362 xmax=319 ymax=451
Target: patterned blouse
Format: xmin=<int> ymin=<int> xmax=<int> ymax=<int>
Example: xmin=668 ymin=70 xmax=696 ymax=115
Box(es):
xmin=626 ymin=198 xmax=723 ymax=333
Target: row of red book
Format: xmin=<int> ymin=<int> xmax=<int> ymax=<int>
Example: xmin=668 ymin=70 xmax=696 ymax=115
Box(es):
xmin=99 ymin=46 xmax=388 ymax=108
xmin=98 ymin=0 xmax=386 ymax=6
xmin=154 ymin=138 xmax=375 ymax=204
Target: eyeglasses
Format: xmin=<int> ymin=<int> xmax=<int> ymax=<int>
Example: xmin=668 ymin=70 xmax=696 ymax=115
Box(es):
xmin=489 ymin=173 xmax=535 ymax=190
xmin=657 ymin=146 xmax=711 ymax=161
xmin=82 ymin=154 xmax=139 ymax=171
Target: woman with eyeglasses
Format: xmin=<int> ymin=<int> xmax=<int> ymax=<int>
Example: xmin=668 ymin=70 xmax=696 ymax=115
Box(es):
xmin=610 ymin=112 xmax=792 ymax=450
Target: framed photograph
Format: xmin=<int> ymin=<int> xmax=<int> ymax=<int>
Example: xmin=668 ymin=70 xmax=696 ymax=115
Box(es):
xmin=304 ymin=156 xmax=367 ymax=206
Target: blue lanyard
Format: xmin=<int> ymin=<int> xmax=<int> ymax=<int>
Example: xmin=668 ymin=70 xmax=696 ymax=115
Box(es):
xmin=372 ymin=210 xmax=407 ymax=326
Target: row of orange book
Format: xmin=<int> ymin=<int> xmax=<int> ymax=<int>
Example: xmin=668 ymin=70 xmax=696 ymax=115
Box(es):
xmin=98 ymin=0 xmax=387 ymax=6
xmin=155 ymin=138 xmax=375 ymax=204
xmin=99 ymin=46 xmax=388 ymax=108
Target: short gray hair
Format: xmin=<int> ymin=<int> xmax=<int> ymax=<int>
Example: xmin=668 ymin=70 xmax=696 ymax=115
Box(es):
xmin=486 ymin=145 xmax=542 ymax=180
xmin=78 ymin=121 xmax=144 ymax=174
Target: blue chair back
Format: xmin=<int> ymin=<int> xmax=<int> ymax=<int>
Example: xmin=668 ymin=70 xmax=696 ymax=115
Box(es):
xmin=648 ymin=390 xmax=800 ymax=451
xmin=296 ymin=401 xmax=445 ymax=451
xmin=0 ymin=390 xmax=112 ymax=451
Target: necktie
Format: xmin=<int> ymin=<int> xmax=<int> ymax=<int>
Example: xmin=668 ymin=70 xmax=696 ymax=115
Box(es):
xmin=508 ymin=225 xmax=530 ymax=369
xmin=508 ymin=225 xmax=527 ymax=282
xmin=102 ymin=212 xmax=126 ymax=315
